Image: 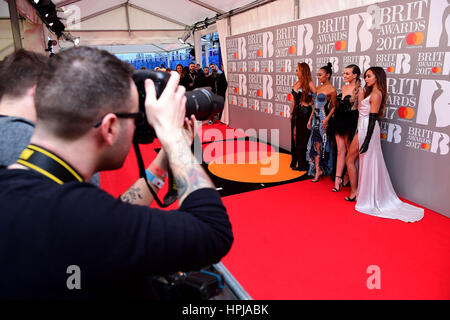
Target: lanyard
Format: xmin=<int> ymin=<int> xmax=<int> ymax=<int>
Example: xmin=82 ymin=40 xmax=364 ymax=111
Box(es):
xmin=17 ymin=144 xmax=84 ymax=184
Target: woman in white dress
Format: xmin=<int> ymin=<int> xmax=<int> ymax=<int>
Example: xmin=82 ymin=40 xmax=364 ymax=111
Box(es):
xmin=345 ymin=67 xmax=424 ymax=223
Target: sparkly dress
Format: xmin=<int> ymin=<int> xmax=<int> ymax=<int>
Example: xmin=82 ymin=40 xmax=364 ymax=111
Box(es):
xmin=355 ymin=95 xmax=424 ymax=222
xmin=306 ymin=93 xmax=333 ymax=176
xmin=290 ymin=89 xmax=312 ymax=170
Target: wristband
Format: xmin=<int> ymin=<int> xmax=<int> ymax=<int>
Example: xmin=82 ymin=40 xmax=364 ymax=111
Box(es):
xmin=145 ymin=169 xmax=165 ymax=189
xmin=149 ymin=162 xmax=167 ymax=179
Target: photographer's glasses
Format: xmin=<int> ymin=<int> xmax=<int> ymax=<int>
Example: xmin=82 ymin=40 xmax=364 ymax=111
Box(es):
xmin=93 ymin=112 xmax=145 ymax=128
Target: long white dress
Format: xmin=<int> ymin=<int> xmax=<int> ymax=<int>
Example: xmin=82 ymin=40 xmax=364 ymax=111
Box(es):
xmin=356 ymin=96 xmax=424 ymax=223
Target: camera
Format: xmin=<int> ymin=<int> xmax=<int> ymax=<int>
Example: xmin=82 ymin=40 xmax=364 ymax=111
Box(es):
xmin=132 ymin=70 xmax=224 ymax=144
xmin=152 ymin=266 xmax=225 ymax=300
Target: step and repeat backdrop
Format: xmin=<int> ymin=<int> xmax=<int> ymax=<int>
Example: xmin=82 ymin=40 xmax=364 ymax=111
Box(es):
xmin=225 ymin=0 xmax=450 ymax=217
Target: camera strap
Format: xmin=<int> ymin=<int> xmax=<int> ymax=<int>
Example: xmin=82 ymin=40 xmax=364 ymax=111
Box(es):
xmin=16 ymin=144 xmax=84 ymax=184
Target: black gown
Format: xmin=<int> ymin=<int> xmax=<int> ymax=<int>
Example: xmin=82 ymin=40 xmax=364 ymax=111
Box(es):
xmin=290 ymin=89 xmax=312 ymax=170
xmin=334 ymin=93 xmax=359 ymax=137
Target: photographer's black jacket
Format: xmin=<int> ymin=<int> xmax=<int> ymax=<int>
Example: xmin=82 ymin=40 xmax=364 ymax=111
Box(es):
xmin=0 ymin=169 xmax=233 ymax=299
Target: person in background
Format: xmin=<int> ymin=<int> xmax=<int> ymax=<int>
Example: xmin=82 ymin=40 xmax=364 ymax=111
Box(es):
xmin=209 ymin=63 xmax=228 ymax=123
xmin=202 ymin=66 xmax=213 ymax=88
xmin=185 ymin=62 xmax=199 ymax=91
xmin=0 ymin=50 xmax=46 ymax=169
xmin=0 ymin=50 xmax=102 ymax=186
xmin=176 ymin=63 xmax=184 ymax=76
xmin=195 ymin=63 xmax=205 ymax=78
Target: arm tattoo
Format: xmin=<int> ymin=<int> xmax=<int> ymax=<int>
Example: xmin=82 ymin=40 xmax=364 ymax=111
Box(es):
xmin=120 ymin=186 xmax=144 ymax=204
xmin=165 ymin=136 xmax=214 ymax=203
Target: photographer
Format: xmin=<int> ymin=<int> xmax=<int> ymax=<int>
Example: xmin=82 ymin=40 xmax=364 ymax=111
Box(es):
xmin=0 ymin=47 xmax=233 ymax=299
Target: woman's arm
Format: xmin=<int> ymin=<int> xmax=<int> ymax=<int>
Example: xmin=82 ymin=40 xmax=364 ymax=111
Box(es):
xmin=369 ymin=90 xmax=382 ymax=114
xmin=322 ymin=89 xmax=337 ymax=129
xmin=309 ymin=81 xmax=317 ymax=94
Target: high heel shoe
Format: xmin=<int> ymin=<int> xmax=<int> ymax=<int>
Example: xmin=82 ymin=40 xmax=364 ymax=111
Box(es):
xmin=345 ymin=195 xmax=357 ymax=202
xmin=311 ymin=168 xmax=323 ymax=182
xmin=332 ymin=176 xmax=343 ymax=192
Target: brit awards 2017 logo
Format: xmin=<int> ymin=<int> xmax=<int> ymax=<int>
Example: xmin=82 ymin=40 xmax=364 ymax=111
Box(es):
xmin=275 ymin=26 xmax=297 ymax=57
xmin=275 ymin=74 xmax=296 ymax=105
xmin=238 ymin=96 xmax=248 ymax=108
xmin=415 ymin=51 xmax=450 ymax=75
xmin=373 ymin=0 xmax=428 ymax=51
xmin=416 ymin=80 xmax=450 ymax=128
xmin=228 ymin=62 xmax=237 ymax=73
xmin=275 ymin=59 xmax=292 ymax=72
xmin=426 ymin=0 xmax=450 ymax=48
xmin=380 ymin=121 xmax=402 ymax=143
xmin=248 ymin=74 xmax=273 ymax=100
xmin=227 ymin=37 xmax=247 ymax=61
xmin=385 ymin=78 xmax=419 ymax=121
xmin=376 ymin=53 xmax=411 ymax=74
xmin=274 ymin=74 xmax=296 ymax=118
xmin=317 ymin=16 xmax=348 ymax=54
xmin=237 ymin=61 xmax=247 ymax=72
xmin=248 ymin=61 xmax=260 ymax=73
xmin=406 ymin=126 xmax=449 ymax=155
xmin=249 ymin=98 xmax=259 ymax=111
xmin=248 ymin=32 xmax=274 ymax=59
xmin=260 ymin=60 xmax=274 ymax=72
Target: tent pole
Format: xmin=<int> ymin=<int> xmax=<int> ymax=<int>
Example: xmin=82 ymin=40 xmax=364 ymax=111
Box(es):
xmin=8 ymin=0 xmax=23 ymax=51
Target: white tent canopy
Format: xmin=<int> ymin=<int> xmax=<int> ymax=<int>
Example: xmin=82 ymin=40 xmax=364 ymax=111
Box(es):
xmin=52 ymin=0 xmax=275 ymax=52
xmin=1 ymin=0 xmax=385 ymax=56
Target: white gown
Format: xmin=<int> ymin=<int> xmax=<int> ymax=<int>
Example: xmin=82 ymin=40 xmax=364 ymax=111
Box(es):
xmin=356 ymin=96 xmax=424 ymax=223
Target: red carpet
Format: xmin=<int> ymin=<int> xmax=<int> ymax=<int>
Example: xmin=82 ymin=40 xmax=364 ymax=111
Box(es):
xmin=100 ymin=123 xmax=450 ymax=300
xmin=221 ymin=178 xmax=450 ymax=300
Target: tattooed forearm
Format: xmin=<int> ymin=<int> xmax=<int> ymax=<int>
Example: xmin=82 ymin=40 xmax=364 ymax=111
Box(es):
xmin=164 ymin=135 xmax=214 ymax=204
xmin=173 ymin=165 xmax=213 ymax=203
xmin=120 ymin=186 xmax=144 ymax=204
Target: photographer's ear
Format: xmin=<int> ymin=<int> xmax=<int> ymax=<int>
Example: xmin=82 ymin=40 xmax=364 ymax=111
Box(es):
xmin=98 ymin=113 xmax=120 ymax=146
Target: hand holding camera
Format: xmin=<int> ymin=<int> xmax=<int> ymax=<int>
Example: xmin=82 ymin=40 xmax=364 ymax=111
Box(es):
xmin=144 ymin=72 xmax=187 ymax=146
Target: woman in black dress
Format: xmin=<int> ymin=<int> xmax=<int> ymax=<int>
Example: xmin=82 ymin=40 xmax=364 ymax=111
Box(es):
xmin=333 ymin=64 xmax=363 ymax=192
xmin=290 ymin=62 xmax=316 ymax=171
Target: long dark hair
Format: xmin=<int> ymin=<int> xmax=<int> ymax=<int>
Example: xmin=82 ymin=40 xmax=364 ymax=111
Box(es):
xmin=298 ymin=62 xmax=313 ymax=104
xmin=364 ymin=66 xmax=387 ymax=117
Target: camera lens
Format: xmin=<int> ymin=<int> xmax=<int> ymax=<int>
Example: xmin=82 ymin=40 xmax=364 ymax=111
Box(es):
xmin=132 ymin=70 xmax=225 ymax=144
xmin=186 ymin=88 xmax=224 ymax=121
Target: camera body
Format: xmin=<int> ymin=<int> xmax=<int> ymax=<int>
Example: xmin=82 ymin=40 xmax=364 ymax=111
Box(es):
xmin=152 ymin=267 xmax=224 ymax=300
xmin=132 ymin=70 xmax=224 ymax=144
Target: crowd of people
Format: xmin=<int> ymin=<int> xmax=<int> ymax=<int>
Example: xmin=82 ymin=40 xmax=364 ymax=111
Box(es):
xmin=144 ymin=62 xmax=228 ymax=123
xmin=290 ymin=62 xmax=424 ymax=223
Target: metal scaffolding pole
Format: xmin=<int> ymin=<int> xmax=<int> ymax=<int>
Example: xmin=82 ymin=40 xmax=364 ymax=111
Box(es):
xmin=8 ymin=0 xmax=23 ymax=50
